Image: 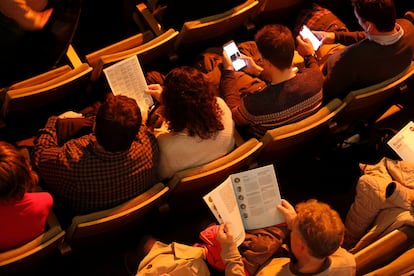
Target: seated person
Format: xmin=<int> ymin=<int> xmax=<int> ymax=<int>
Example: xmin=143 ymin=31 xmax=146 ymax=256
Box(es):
xmin=343 ymin=157 xmax=414 ymax=252
xmin=0 ymin=141 xmax=53 ymax=251
xmin=0 ymin=0 xmax=54 ymax=87
xmin=296 ymin=0 xmax=414 ymax=103
xmin=217 ymin=199 xmax=356 ymax=276
xmin=32 ymin=94 xmax=160 ymax=225
xmin=220 ymin=24 xmax=324 ymax=139
xmin=0 ymin=0 xmax=53 ymax=31
xmin=146 ymin=66 xmax=235 ymax=180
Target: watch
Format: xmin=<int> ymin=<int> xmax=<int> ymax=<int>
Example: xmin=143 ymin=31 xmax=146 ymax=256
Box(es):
xmin=304 ymin=53 xmax=318 ymax=64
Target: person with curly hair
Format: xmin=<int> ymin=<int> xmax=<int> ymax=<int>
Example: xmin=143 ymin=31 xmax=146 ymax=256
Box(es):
xmin=146 ymin=66 xmax=235 ymax=180
xmin=0 ymin=141 xmax=53 ymax=251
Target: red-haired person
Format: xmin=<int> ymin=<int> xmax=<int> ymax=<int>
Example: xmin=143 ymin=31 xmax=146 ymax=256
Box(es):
xmin=0 ymin=141 xmax=53 ymax=251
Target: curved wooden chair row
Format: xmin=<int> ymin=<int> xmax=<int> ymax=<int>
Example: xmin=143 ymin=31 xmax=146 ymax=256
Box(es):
xmin=0 ymin=182 xmax=169 ymax=274
xmin=0 ymin=62 xmax=93 ymax=140
xmin=330 ymin=61 xmax=414 ymax=135
xmin=133 ymin=0 xmax=260 ymax=61
xmin=0 ymin=135 xmax=263 ymax=273
xmin=85 ymin=29 xmax=179 ymax=82
xmin=258 ymin=61 xmax=414 ymax=166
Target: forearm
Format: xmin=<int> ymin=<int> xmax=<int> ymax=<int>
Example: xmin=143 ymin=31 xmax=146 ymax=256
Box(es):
xmin=304 ymin=55 xmax=320 ymax=70
xmin=220 ymin=69 xmax=242 ymax=109
xmin=32 ymin=116 xmax=60 ymax=168
xmin=220 ymin=70 xmax=251 ymax=126
xmin=221 ymin=243 xmax=245 ymax=276
xmin=335 ymin=31 xmax=366 ymax=46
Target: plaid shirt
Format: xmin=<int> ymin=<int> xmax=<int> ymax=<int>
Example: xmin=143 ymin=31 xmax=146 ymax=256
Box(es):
xmin=32 ymin=116 xmax=160 ymax=214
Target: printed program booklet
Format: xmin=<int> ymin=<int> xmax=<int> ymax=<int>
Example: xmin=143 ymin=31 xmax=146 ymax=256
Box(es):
xmin=103 ymin=55 xmax=154 ymax=121
xmin=203 ymin=164 xmax=284 ymax=246
xmin=387 ymin=121 xmax=414 ymax=164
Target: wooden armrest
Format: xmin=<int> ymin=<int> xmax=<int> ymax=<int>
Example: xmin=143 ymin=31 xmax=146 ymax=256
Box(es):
xmin=85 ymin=31 xmax=153 ymax=68
xmin=9 ymin=66 xmax=72 ymax=90
xmin=66 ymin=182 xmax=169 ymax=238
xmin=354 ymin=225 xmax=414 ymax=275
xmin=7 ymin=63 xmax=92 ymax=98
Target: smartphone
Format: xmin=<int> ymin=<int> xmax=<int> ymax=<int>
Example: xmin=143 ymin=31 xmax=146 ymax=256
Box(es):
xmin=223 ymin=40 xmax=247 ymax=71
xmin=299 ymin=25 xmax=322 ymax=51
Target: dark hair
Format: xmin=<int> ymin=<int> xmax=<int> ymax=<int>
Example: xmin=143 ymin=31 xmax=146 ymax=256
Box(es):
xmin=162 ymin=66 xmax=224 ymax=139
xmin=294 ymin=199 xmax=344 ymax=259
xmin=0 ymin=141 xmax=39 ymax=203
xmin=254 ymin=24 xmax=295 ymax=70
xmin=95 ymin=94 xmax=142 ymax=152
xmin=352 ymin=0 xmax=396 ymax=32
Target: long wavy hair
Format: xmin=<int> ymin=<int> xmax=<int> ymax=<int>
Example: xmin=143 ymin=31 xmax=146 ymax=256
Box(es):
xmin=162 ymin=66 xmax=224 ymax=139
xmin=0 ymin=141 xmax=39 ymax=203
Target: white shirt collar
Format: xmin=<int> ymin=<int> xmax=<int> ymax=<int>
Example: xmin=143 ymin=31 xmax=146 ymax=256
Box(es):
xmin=367 ymin=23 xmax=404 ymax=45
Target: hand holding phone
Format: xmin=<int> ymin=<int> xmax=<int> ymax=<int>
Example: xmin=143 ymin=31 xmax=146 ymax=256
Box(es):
xmin=223 ymin=40 xmax=247 ymax=71
xmin=299 ymin=25 xmax=322 ymax=51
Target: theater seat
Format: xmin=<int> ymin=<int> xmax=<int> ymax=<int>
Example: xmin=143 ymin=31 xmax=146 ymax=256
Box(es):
xmin=257 ymin=98 xmax=345 ymax=166
xmin=0 ymin=63 xmax=93 ymax=140
xmin=0 ymin=210 xmax=65 ymax=275
xmin=354 ymin=225 xmax=414 ymax=275
xmin=59 ymin=183 xmax=169 ymax=255
xmin=163 ymin=137 xmax=263 ymax=213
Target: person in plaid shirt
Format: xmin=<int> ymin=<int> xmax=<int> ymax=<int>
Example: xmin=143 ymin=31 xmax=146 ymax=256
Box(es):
xmin=32 ymin=94 xmax=160 ymax=226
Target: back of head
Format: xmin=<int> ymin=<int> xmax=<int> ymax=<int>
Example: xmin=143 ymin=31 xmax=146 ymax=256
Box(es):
xmin=294 ymin=199 xmax=344 ymax=259
xmin=352 ymin=0 xmax=396 ymax=32
xmin=162 ymin=66 xmax=223 ymax=139
xmin=254 ymin=24 xmax=295 ymax=70
xmin=95 ymin=94 xmax=142 ymax=152
xmin=0 ymin=141 xmax=38 ymax=203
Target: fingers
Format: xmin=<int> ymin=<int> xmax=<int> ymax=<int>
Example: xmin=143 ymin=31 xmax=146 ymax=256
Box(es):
xmin=145 ymin=84 xmax=162 ymax=102
xmin=295 ymin=36 xmax=315 ymax=57
xmin=224 ymin=222 xmax=233 ymax=236
xmin=222 ymin=51 xmax=234 ymax=70
xmin=58 ymin=111 xmax=83 ymax=119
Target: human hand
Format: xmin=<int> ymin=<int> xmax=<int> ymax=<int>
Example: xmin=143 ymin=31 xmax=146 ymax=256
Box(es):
xmin=277 ymin=199 xmax=297 ymax=229
xmin=145 ymin=84 xmax=163 ymax=103
xmin=32 ymin=8 xmax=53 ymax=30
xmin=58 ymin=111 xmax=83 ymax=119
xmin=295 ymin=35 xmax=316 ymax=57
xmin=240 ymin=55 xmax=263 ymax=77
xmin=222 ymin=50 xmax=235 ymax=71
xmin=313 ymin=31 xmax=335 ymax=44
xmin=216 ymin=222 xmax=236 ymax=248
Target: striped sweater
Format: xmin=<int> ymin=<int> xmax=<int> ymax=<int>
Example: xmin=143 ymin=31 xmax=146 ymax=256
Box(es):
xmin=220 ymin=67 xmax=324 ymax=138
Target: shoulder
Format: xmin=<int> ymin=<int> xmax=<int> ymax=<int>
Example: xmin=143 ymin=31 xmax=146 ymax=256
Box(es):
xmin=135 ymin=128 xmax=160 ymax=152
xmin=397 ymin=18 xmax=414 ymax=31
xmin=255 ymin=257 xmax=290 ymax=276
xmin=328 ymin=247 xmax=356 ymax=273
xmin=298 ymin=67 xmax=324 ymax=79
xmin=331 ymin=247 xmax=356 ymax=265
xmin=216 ymin=97 xmax=231 ymax=112
xmin=23 ymin=192 xmax=54 ymax=208
xmin=295 ymin=68 xmax=324 ymax=89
